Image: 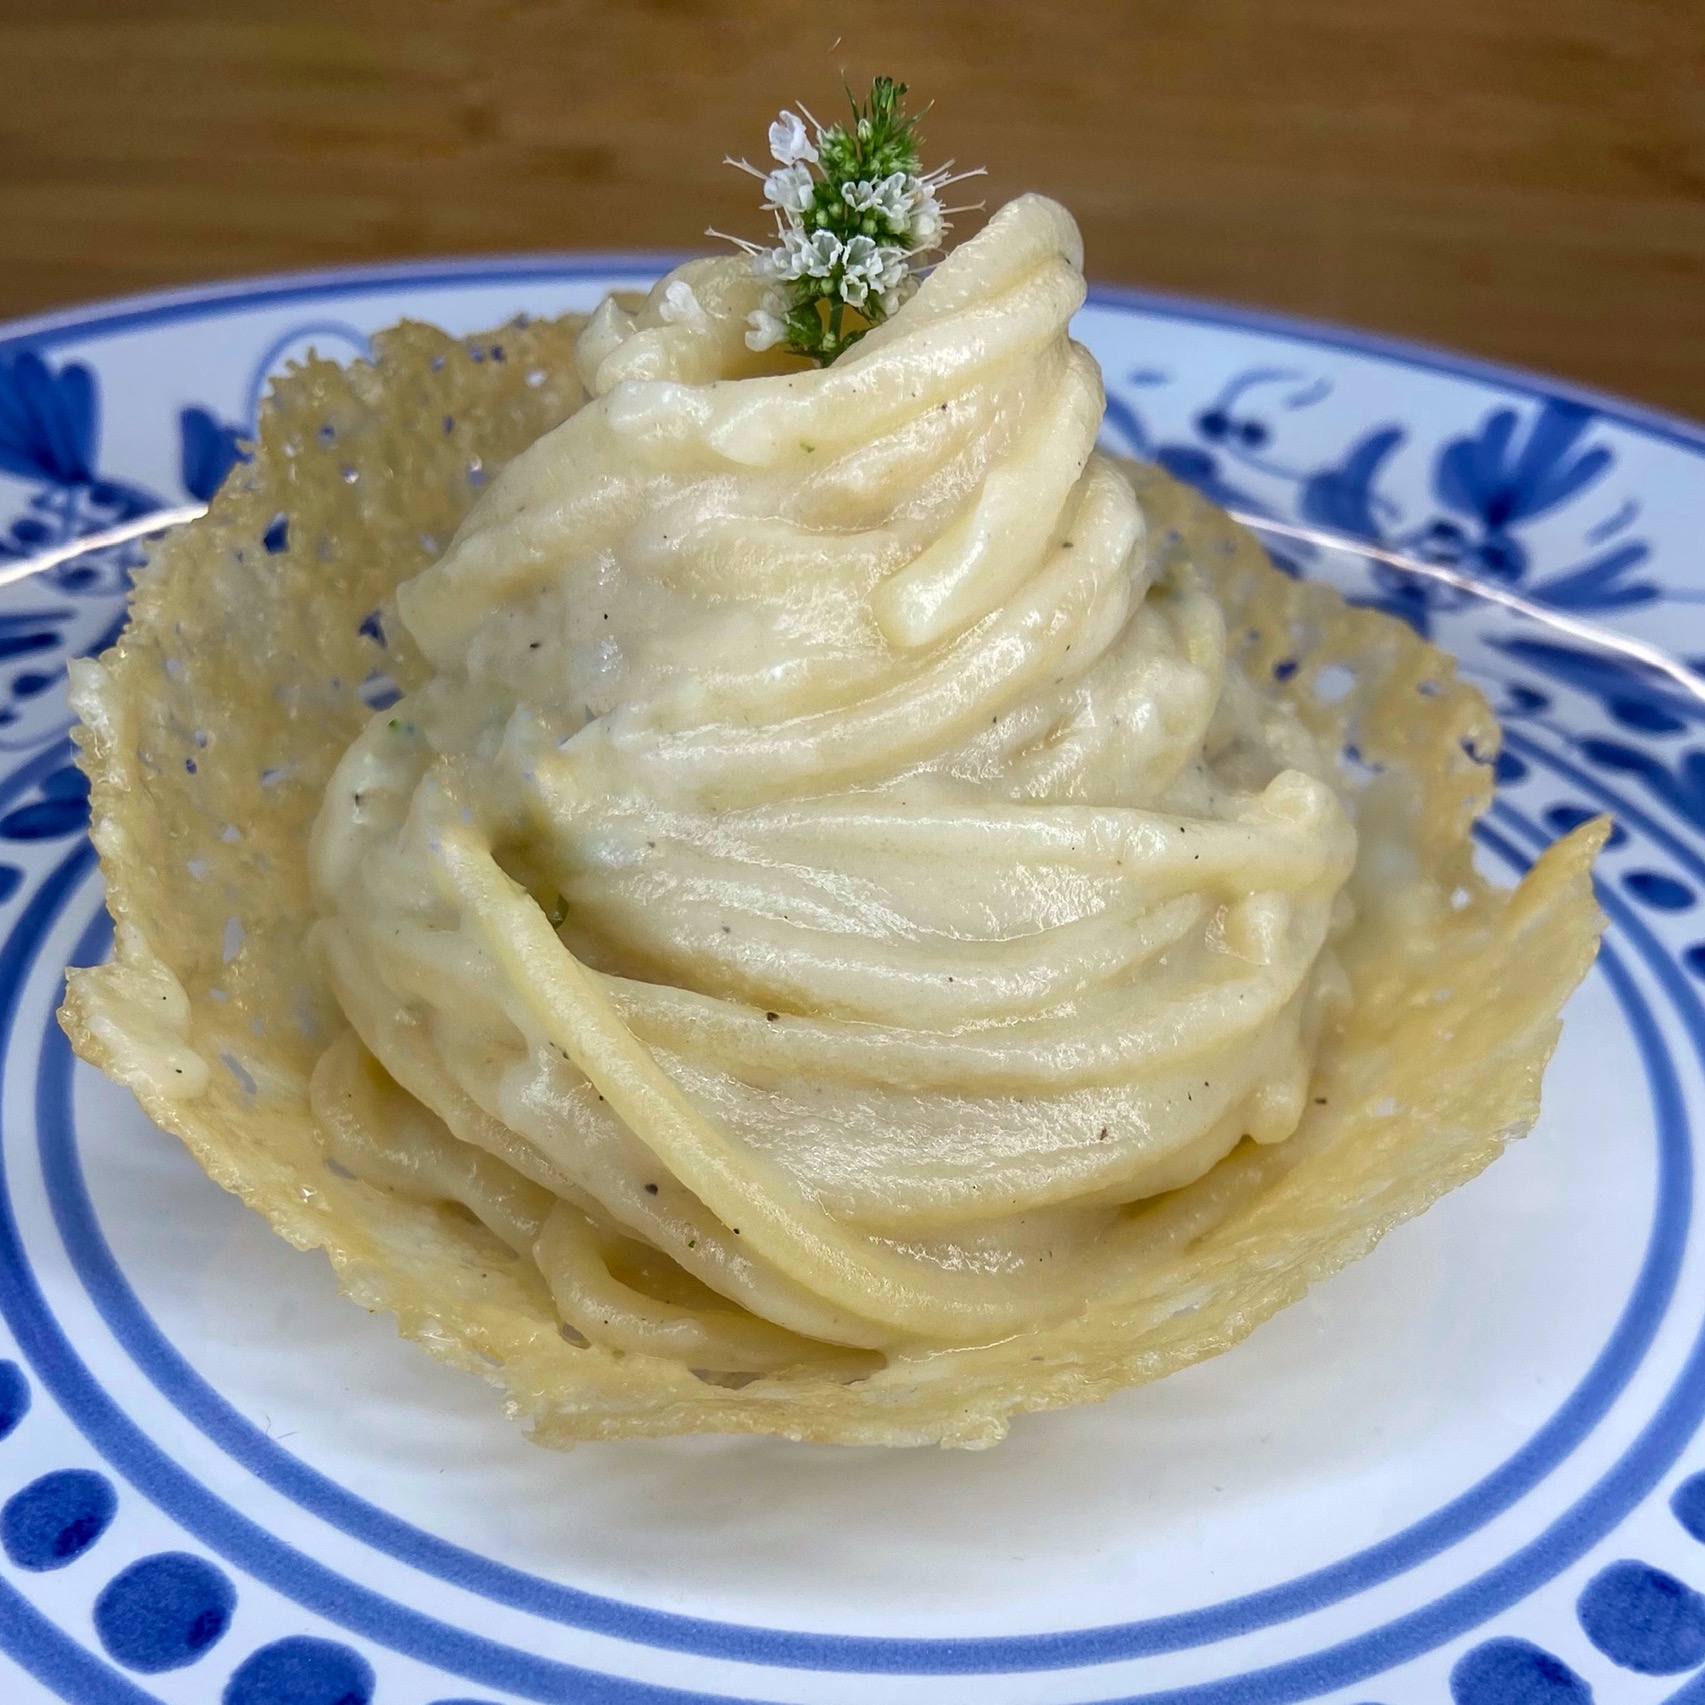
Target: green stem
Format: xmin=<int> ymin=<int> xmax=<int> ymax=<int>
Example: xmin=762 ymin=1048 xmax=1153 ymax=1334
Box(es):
xmin=827 ymin=297 xmax=845 ymax=357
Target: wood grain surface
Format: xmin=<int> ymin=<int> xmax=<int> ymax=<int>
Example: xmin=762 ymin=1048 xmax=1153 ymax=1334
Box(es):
xmin=1 ymin=1 xmax=1701 ymax=419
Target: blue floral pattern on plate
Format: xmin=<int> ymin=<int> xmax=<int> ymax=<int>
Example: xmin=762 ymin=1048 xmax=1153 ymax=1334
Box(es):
xmin=1103 ymin=365 xmax=1663 ymax=634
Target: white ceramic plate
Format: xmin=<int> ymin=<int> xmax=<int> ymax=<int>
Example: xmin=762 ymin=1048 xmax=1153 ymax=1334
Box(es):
xmin=1 ymin=260 xmax=1703 ymax=1705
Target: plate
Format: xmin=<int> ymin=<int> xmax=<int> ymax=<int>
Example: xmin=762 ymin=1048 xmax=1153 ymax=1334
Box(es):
xmin=0 ymin=259 xmax=1703 ymax=1705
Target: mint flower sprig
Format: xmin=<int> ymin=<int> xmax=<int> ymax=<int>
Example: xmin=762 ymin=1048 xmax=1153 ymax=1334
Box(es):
xmin=717 ymin=78 xmax=983 ymax=366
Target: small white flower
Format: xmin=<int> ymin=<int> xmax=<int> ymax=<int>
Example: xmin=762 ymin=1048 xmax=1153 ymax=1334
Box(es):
xmin=761 ymin=227 xmax=841 ymax=283
xmin=723 ymin=82 xmax=979 ymax=361
xmin=907 ymin=193 xmax=945 ymax=251
xmin=762 ymin=163 xmax=816 ymax=217
xmin=802 ymin=229 xmax=843 ymax=276
xmin=844 ymin=171 xmax=915 ymax=225
xmin=792 ymin=227 xmax=844 ymax=279
xmin=838 ymin=234 xmax=877 ymax=304
xmin=658 ymin=279 xmax=708 ymax=332
xmin=745 ymin=290 xmax=789 ymax=351
xmin=758 ymin=235 xmax=800 ymax=281
xmin=839 ymin=236 xmax=908 ymax=307
xmin=768 ymin=110 xmax=818 ymax=166
xmin=876 ymin=172 xmax=917 ymax=223
xmin=854 ymin=236 xmax=907 ymax=287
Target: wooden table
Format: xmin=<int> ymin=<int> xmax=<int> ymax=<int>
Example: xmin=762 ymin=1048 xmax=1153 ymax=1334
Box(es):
xmin=2 ymin=0 xmax=1701 ymax=421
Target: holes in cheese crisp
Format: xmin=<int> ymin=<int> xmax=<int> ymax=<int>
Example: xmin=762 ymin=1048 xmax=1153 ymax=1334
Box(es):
xmin=221 ymin=1053 xmax=258 ymax=1096
xmin=359 ymin=671 xmax=402 ymax=712
xmin=1339 ymin=744 xmax=1383 ymax=787
xmin=1314 ymin=663 xmax=1356 ymax=703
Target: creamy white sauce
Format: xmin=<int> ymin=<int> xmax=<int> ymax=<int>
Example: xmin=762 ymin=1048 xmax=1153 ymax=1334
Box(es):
xmin=307 ymin=196 xmax=1357 ymax=1367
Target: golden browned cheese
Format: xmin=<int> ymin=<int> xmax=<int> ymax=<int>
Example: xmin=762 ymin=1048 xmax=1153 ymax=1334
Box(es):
xmin=61 ymin=198 xmax=1605 ymax=1446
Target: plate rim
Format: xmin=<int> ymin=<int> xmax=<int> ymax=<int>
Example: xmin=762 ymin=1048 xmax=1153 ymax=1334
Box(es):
xmin=0 ymin=251 xmax=1700 ymax=458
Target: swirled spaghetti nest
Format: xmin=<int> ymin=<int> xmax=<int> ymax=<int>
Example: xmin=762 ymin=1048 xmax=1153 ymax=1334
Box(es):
xmin=60 ymin=313 xmax=1604 ymax=1448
